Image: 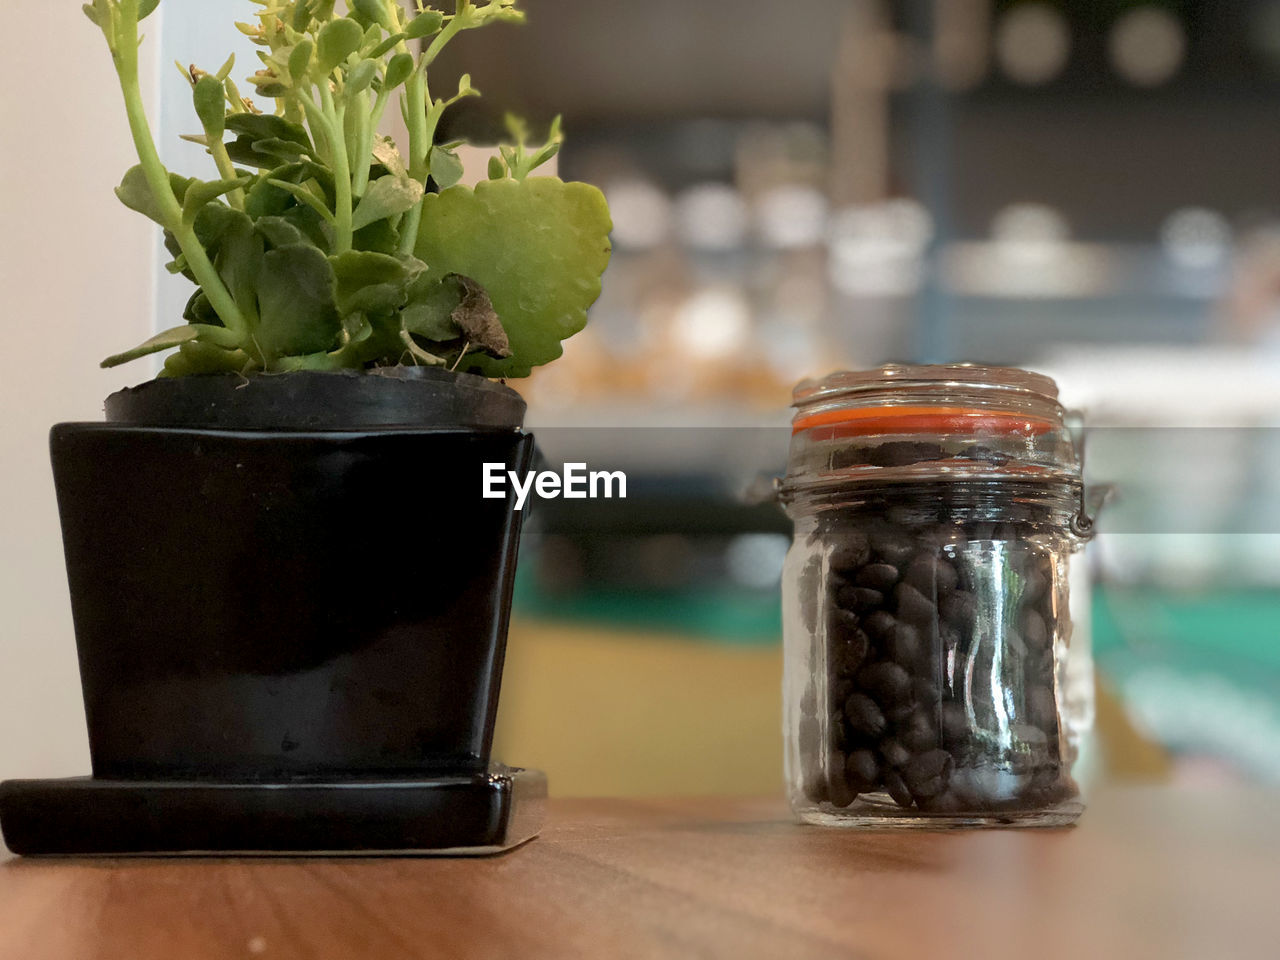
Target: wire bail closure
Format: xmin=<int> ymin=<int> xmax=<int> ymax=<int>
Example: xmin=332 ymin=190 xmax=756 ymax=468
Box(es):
xmin=1065 ymin=410 xmax=1113 ymax=540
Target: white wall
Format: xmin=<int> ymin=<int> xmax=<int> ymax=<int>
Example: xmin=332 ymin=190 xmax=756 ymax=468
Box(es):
xmin=0 ymin=2 xmax=161 ymax=781
xmin=0 ymin=3 xmax=417 ymax=788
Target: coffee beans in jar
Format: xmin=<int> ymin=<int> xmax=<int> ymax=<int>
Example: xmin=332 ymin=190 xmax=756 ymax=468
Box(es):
xmin=781 ymin=365 xmax=1095 ymax=828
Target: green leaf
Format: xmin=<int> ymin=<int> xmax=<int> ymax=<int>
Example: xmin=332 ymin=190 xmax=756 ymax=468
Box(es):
xmin=194 ymin=206 xmax=263 ymax=318
xmin=414 ymin=177 xmax=613 ymax=378
xmin=255 ymin=215 xmax=308 ymax=249
xmin=346 ymin=59 xmax=378 ymax=96
xmin=400 ymin=275 xmax=463 ymax=342
xmin=255 ymin=244 xmax=342 ymax=358
xmin=160 ymin=341 xmax=252 ymax=378
xmin=139 ymin=0 xmax=161 ymax=20
xmin=101 ymin=325 xmax=204 ymax=369
xmin=351 ymin=175 xmax=424 ymax=232
xmin=271 ymin=351 xmax=346 ymax=372
xmin=405 ymin=11 xmax=444 ymax=39
xmin=223 ymin=115 xmax=315 ymax=168
xmin=245 ymin=160 xmax=334 ymax=218
xmin=329 ymin=250 xmax=425 ymax=316
xmin=352 ymin=217 xmax=401 ymax=255
xmin=343 ymin=311 xmax=374 ymax=345
xmin=288 ymin=39 xmax=314 ymax=84
xmin=428 ymin=145 xmax=464 ymax=190
xmin=82 ymin=3 xmax=103 ymax=27
xmin=247 ymin=75 xmax=290 ymax=99
xmin=384 ymin=52 xmax=415 ymax=90
xmin=226 ymin=113 xmax=312 ymax=151
xmin=488 ymin=155 xmax=506 ymax=180
xmin=114 ymin=165 xmax=193 ymax=226
xmin=250 ymin=137 xmax=311 ymax=162
xmin=366 ymin=32 xmax=408 ymax=60
xmin=279 ymin=204 xmax=335 ymax=251
xmin=183 ymin=290 xmax=217 ymax=324
xmin=351 ymin=0 xmax=396 ymax=30
xmin=182 ymin=175 xmax=254 ymax=222
xmin=193 ymin=76 xmax=225 ymax=137
xmin=317 ymin=17 xmax=364 ymax=73
xmin=267 ymin=179 xmax=337 ymax=224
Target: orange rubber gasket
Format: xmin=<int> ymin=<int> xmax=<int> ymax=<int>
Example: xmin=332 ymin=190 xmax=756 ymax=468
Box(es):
xmin=792 ymin=405 xmax=1056 ymax=437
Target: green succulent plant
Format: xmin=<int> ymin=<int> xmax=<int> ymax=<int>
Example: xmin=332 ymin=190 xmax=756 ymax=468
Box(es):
xmin=83 ymin=0 xmax=612 ymax=378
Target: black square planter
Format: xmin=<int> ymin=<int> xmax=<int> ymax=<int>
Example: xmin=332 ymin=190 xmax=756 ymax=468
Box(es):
xmin=0 ymin=371 xmax=545 ymax=855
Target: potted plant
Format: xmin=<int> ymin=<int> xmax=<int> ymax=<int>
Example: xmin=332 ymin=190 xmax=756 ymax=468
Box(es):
xmin=0 ymin=0 xmax=611 ymax=856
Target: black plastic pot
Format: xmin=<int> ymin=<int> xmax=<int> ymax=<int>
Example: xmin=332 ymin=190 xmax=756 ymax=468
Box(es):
xmin=0 ymin=369 xmax=545 ymax=856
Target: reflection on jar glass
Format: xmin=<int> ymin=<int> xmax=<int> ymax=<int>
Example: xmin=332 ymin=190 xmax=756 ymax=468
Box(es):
xmin=779 ymin=364 xmax=1097 ymax=828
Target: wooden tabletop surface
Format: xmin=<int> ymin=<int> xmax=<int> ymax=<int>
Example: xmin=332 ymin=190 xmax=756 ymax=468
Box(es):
xmin=0 ymin=788 xmax=1275 ymax=960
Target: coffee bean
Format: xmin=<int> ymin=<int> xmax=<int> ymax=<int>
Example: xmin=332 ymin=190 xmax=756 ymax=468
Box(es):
xmin=1030 ymin=763 xmax=1062 ymax=791
xmin=845 ymin=748 xmax=881 ymax=792
xmin=828 ymin=625 xmax=869 ymax=677
xmin=912 ymin=676 xmax=939 ymax=703
xmin=940 ymin=702 xmax=969 ymax=742
xmin=887 ymin=622 xmax=924 ymax=668
xmin=863 ymin=610 xmax=897 ymax=641
xmin=829 ymin=532 xmax=871 ymax=572
xmin=844 ymin=693 xmax=887 ymax=738
xmin=1027 ymin=685 xmax=1057 ymax=729
xmin=925 ymin=524 xmax=967 ymax=550
xmin=1020 ymin=609 xmax=1049 ymax=649
xmin=939 ymin=590 xmax=977 ymax=629
xmin=1022 ymin=567 xmax=1048 ymax=605
xmin=803 ymin=771 xmax=829 ymax=804
xmin=867 ymin=441 xmax=943 ymax=468
xmin=1004 ymin=629 xmax=1028 ymax=661
xmin=903 ymin=749 xmax=952 ymax=800
xmin=880 ymin=737 xmax=911 ymax=768
xmin=828 ymin=712 xmax=847 ymax=750
xmin=855 ymin=563 xmax=900 ymax=592
xmin=826 ymin=751 xmax=855 ymax=808
xmin=858 ymin=662 xmax=912 ymax=707
xmin=962 ymin=444 xmax=1008 ymax=465
xmin=870 ymin=529 xmax=915 ymax=566
xmin=834 ymin=584 xmax=884 ymax=612
xmin=903 ymin=553 xmax=959 ymax=596
xmin=898 ymin=708 xmax=940 ymax=753
xmin=884 ymin=768 xmax=915 ymax=808
xmin=828 ymin=677 xmax=854 ymax=711
xmin=1028 ymin=648 xmax=1056 ymax=684
xmin=895 ymin=582 xmax=937 ymax=628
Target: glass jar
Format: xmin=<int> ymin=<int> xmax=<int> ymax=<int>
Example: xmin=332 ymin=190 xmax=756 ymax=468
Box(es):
xmin=780 ymin=364 xmax=1096 ymax=828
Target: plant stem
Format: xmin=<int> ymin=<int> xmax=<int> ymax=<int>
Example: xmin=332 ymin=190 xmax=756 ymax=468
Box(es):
xmin=393 ymin=11 xmax=474 ymax=256
xmin=113 ymin=1 xmax=249 ymax=339
xmin=208 ymin=140 xmax=245 ymax=210
xmin=352 ymin=89 xmax=373 ymax=197
xmin=321 ymin=81 xmax=354 ymax=252
xmin=354 ymin=85 xmax=393 ymax=198
xmin=396 ymin=68 xmax=429 ymax=257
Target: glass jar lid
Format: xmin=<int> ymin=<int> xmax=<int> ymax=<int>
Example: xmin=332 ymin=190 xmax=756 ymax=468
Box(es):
xmin=781 ymin=363 xmax=1082 ymax=500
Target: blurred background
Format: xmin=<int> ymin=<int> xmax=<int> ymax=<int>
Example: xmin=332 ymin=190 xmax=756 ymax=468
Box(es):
xmin=2 ymin=0 xmax=1278 ymax=798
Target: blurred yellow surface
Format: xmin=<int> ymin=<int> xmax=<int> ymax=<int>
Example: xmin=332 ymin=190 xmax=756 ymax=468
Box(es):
xmin=494 ymin=620 xmax=784 ymax=797
xmin=494 ymin=620 xmax=1170 ymax=798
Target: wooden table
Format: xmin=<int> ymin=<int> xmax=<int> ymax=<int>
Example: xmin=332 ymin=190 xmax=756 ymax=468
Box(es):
xmin=1 ymin=788 xmax=1274 ymax=959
